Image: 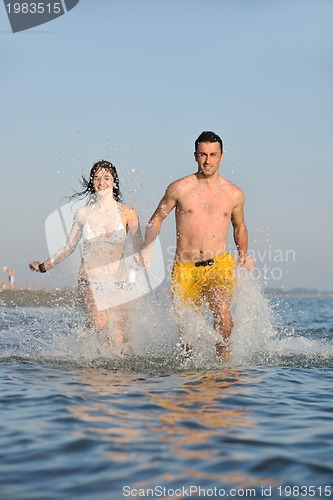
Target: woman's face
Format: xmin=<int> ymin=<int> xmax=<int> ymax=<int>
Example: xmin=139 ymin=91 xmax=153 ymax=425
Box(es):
xmin=92 ymin=168 xmax=114 ymax=196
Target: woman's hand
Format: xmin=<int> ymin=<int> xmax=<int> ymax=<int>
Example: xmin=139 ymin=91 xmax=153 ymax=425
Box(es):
xmin=29 ymin=260 xmax=52 ymax=273
xmin=29 ymin=261 xmax=42 ymax=272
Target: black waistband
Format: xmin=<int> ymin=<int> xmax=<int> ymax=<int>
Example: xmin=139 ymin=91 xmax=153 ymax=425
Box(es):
xmin=195 ymin=258 xmax=214 ymax=267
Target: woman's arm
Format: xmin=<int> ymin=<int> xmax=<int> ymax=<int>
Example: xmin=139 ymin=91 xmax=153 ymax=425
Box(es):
xmin=126 ymin=206 xmax=144 ymax=260
xmin=29 ymin=209 xmax=84 ymax=273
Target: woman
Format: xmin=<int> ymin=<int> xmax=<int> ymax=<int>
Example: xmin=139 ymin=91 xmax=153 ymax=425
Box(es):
xmin=29 ymin=160 xmax=143 ymax=346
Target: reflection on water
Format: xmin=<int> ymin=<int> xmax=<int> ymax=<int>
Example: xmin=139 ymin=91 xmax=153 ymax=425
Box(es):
xmin=63 ymin=367 xmax=277 ymax=490
xmin=1 ymin=357 xmax=331 ymax=497
xmin=148 ymin=371 xmax=256 ymax=450
xmin=68 ymin=369 xmax=256 ymax=434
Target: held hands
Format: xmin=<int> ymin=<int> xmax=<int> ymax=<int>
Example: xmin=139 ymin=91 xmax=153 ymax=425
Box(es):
xmin=133 ymin=248 xmax=151 ymax=269
xmin=238 ymin=254 xmax=255 ymax=270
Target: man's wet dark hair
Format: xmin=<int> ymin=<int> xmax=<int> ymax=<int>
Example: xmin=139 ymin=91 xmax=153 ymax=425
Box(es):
xmin=69 ymin=160 xmax=123 ymax=202
xmin=195 ymin=131 xmax=223 ymax=153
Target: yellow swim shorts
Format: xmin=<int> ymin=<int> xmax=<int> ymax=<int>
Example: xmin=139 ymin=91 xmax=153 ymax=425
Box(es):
xmin=172 ymin=252 xmax=237 ymax=306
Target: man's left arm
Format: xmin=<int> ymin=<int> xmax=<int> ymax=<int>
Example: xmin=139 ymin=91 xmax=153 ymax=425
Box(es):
xmin=231 ymin=195 xmax=254 ymax=270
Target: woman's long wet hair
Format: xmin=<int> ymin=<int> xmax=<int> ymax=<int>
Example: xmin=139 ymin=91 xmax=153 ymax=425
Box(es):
xmin=69 ymin=160 xmax=123 ymax=203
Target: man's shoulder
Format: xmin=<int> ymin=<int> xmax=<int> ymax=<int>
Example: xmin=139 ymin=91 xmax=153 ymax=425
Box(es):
xmin=221 ymin=179 xmax=245 ymax=208
xmin=167 ymin=173 xmax=196 ymax=192
xmin=222 ymin=177 xmax=244 ymax=196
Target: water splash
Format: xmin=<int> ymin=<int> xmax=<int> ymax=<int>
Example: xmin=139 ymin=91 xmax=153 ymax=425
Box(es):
xmin=231 ymin=269 xmax=276 ymax=365
xmin=1 ymin=275 xmax=333 ymax=371
xmin=231 ymin=270 xmax=333 ymax=368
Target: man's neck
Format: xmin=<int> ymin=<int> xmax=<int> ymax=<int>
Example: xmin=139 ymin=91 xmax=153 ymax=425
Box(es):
xmin=195 ymin=170 xmax=221 ymax=184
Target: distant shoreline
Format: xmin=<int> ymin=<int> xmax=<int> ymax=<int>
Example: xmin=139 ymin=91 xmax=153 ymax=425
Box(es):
xmin=0 ymin=287 xmax=332 ymax=308
xmin=0 ymin=289 xmax=80 ymax=308
xmin=264 ymin=288 xmax=333 ymax=298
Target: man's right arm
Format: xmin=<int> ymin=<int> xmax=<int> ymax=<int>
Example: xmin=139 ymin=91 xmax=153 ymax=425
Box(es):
xmin=142 ymin=183 xmax=178 ymax=266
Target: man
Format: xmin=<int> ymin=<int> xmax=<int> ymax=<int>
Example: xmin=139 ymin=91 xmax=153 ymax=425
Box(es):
xmin=142 ymin=131 xmax=254 ymax=358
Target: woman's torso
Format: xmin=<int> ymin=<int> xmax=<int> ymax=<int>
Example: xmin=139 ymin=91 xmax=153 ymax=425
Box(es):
xmin=79 ymin=202 xmax=127 ymax=283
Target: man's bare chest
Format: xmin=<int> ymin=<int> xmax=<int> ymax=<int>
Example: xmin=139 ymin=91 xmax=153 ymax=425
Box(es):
xmin=177 ymin=189 xmax=234 ymax=217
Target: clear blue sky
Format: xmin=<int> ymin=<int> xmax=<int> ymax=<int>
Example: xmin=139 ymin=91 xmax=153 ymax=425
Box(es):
xmin=1 ymin=0 xmax=332 ymax=291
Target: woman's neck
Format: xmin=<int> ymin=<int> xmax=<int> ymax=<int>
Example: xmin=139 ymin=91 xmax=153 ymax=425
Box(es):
xmin=95 ymin=190 xmax=117 ymax=209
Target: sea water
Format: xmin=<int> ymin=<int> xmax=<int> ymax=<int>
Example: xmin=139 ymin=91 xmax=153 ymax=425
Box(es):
xmin=0 ymin=272 xmax=332 ymax=500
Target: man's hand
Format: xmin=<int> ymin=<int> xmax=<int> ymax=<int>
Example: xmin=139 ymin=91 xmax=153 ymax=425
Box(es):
xmin=238 ymin=254 xmax=254 ymax=270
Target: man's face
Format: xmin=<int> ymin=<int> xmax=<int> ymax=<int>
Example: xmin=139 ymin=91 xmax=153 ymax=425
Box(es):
xmin=194 ymin=141 xmax=223 ymax=177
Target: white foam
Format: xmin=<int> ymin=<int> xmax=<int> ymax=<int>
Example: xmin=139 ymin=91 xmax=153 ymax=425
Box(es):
xmin=1 ymin=273 xmax=332 ymax=370
xmin=231 ymin=269 xmax=276 ymax=365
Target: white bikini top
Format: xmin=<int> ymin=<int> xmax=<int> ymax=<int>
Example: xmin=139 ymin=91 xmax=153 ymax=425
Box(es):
xmin=82 ymin=205 xmax=127 ymax=246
